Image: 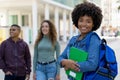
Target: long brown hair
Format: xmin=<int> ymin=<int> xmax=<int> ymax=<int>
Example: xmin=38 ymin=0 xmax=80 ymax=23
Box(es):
xmin=35 ymin=20 xmax=57 ymax=47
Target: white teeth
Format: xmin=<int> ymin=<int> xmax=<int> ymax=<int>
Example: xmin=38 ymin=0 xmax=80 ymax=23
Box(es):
xmin=81 ymin=27 xmax=86 ymax=29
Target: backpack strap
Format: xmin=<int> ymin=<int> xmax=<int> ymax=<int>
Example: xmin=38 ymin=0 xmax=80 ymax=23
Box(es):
xmin=99 ymin=39 xmax=107 ymax=66
xmin=86 ymin=32 xmax=101 ymax=50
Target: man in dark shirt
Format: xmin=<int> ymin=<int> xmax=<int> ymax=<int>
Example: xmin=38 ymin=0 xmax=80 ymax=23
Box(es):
xmin=0 ymin=24 xmax=31 ymax=80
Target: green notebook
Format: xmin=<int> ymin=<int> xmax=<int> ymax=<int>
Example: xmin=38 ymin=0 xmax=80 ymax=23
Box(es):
xmin=66 ymin=47 xmax=88 ymax=80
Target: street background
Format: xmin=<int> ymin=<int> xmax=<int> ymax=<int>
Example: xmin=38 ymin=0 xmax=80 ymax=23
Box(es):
xmin=0 ymin=37 xmax=120 ymax=80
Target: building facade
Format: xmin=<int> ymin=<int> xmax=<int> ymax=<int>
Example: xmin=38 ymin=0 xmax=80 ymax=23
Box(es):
xmin=0 ymin=0 xmax=78 ymax=44
xmin=101 ymin=0 xmax=120 ymax=36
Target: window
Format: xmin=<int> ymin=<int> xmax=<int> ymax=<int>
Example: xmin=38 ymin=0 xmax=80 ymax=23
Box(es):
xmin=9 ymin=15 xmax=18 ymax=25
xmin=22 ymin=15 xmax=29 ymax=26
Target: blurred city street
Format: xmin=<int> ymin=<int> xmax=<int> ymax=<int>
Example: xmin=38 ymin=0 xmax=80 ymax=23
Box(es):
xmin=0 ymin=37 xmax=120 ymax=80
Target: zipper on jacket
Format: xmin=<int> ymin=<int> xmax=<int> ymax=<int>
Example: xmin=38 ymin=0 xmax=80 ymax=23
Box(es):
xmin=14 ymin=43 xmax=18 ymax=75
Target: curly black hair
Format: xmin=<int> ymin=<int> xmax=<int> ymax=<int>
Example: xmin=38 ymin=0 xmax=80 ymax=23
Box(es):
xmin=72 ymin=2 xmax=103 ymax=31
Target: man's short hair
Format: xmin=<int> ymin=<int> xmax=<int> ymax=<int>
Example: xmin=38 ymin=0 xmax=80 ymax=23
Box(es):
xmin=11 ymin=24 xmax=21 ymax=30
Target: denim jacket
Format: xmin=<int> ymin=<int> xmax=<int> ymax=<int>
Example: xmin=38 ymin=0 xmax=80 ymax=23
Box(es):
xmin=58 ymin=32 xmax=101 ymax=80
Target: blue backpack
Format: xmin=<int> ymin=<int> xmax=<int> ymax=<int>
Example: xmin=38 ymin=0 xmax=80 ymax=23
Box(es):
xmin=84 ymin=32 xmax=118 ymax=80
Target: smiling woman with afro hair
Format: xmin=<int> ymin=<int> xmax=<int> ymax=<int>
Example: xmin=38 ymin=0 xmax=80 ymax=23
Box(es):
xmin=72 ymin=2 xmax=103 ymax=31
xmin=58 ymin=2 xmax=104 ymax=80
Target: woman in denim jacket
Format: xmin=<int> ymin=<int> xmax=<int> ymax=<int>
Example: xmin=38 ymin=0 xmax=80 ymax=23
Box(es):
xmin=58 ymin=2 xmax=103 ymax=80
